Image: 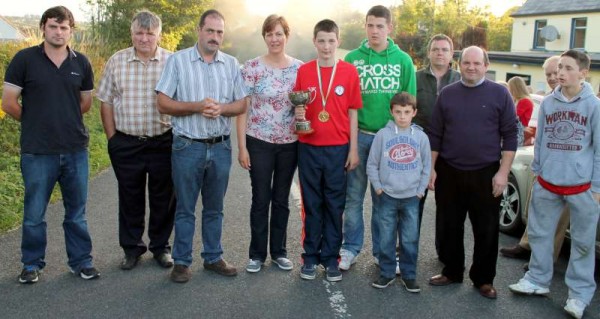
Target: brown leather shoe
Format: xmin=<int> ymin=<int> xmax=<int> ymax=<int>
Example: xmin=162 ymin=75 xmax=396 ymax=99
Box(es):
xmin=170 ymin=264 xmax=191 ymax=283
xmin=204 ymin=259 xmax=237 ymax=277
xmin=477 ymin=284 xmax=497 ymax=299
xmin=429 ymin=274 xmax=462 ymax=286
xmin=499 ymin=244 xmax=531 ymax=260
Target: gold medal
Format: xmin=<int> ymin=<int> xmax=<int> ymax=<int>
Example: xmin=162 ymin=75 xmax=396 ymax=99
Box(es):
xmin=317 ymin=60 xmax=338 ymax=125
xmin=318 ymin=110 xmax=330 ymax=122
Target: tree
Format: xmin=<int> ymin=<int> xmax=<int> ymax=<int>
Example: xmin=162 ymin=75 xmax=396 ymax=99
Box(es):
xmin=86 ymin=0 xmax=213 ymax=52
xmin=391 ymin=0 xmax=513 ymax=68
xmin=339 ymin=11 xmax=365 ymax=51
xmin=461 ymin=22 xmax=487 ymax=49
xmin=487 ymin=7 xmax=517 ymax=51
xmin=393 ymin=0 xmax=436 ymax=68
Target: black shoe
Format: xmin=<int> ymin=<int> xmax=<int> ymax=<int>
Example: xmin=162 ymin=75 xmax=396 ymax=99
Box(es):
xmin=372 ymin=276 xmax=396 ymax=289
xmin=402 ymin=278 xmax=421 ymax=293
xmin=120 ymin=254 xmax=141 ymax=270
xmin=77 ymin=267 xmax=100 ymax=280
xmin=326 ymin=266 xmax=342 ymax=282
xmin=18 ymin=268 xmax=40 ymax=284
xmin=154 ymin=252 xmax=174 ymax=268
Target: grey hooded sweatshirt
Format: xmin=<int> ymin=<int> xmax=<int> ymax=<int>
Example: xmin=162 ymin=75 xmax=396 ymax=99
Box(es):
xmin=367 ymin=120 xmax=431 ymax=199
xmin=532 ymin=82 xmax=600 ymax=192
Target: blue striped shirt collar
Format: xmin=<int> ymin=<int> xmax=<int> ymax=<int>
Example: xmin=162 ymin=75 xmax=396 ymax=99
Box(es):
xmin=190 ymin=43 xmax=225 ymax=63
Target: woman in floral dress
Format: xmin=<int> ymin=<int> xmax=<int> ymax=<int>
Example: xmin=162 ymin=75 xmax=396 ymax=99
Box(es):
xmin=236 ymin=14 xmax=303 ymax=273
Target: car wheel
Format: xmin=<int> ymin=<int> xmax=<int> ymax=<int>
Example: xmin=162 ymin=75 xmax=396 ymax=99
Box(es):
xmin=499 ymin=174 xmax=524 ymax=235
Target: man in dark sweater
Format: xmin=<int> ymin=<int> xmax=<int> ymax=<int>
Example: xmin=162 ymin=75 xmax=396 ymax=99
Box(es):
xmin=427 ymin=46 xmax=518 ymax=299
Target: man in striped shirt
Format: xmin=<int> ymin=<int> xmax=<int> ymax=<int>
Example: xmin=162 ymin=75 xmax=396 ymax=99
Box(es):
xmin=97 ymin=10 xmax=175 ymax=271
xmin=156 ymin=9 xmax=247 ymax=283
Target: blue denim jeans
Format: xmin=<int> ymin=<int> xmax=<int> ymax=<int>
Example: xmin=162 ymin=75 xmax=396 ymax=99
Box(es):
xmin=20 ymin=150 xmax=93 ymax=272
xmin=171 ymin=135 xmax=232 ymax=266
xmin=376 ymin=193 xmax=420 ymax=279
xmin=342 ymin=131 xmax=380 ymax=257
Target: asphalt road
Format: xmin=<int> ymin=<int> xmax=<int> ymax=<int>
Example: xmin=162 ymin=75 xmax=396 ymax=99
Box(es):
xmin=0 ymin=135 xmax=598 ymax=319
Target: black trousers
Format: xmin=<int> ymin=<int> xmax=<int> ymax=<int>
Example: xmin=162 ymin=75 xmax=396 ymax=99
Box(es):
xmin=246 ymin=136 xmax=297 ymax=261
xmin=435 ymin=158 xmax=500 ymax=286
xmin=298 ymin=143 xmax=348 ymax=268
xmin=108 ymin=130 xmax=175 ymax=257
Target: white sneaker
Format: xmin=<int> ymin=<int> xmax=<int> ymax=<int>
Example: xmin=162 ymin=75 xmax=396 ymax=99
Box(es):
xmin=273 ymin=257 xmax=293 ymax=271
xmin=564 ymin=299 xmax=586 ymax=319
xmin=508 ymin=278 xmax=550 ymax=295
xmin=245 ymin=259 xmax=262 ymax=273
xmin=339 ymin=250 xmax=356 ymax=271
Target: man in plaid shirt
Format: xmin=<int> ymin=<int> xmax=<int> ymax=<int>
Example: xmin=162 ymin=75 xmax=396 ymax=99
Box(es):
xmin=96 ymin=10 xmax=175 ymax=271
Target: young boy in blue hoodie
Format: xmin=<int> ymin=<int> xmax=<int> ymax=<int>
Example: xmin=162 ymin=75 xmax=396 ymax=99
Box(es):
xmin=509 ymin=50 xmax=600 ymax=319
xmin=366 ymin=92 xmax=430 ymax=291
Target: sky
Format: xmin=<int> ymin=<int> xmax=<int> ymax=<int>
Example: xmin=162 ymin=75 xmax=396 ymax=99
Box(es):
xmin=2 ymin=0 xmax=89 ymax=21
xmin=2 ymin=0 xmax=527 ymax=21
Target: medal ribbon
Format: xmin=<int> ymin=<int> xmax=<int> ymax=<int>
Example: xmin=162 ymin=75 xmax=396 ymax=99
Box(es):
xmin=316 ymin=60 xmax=338 ymax=111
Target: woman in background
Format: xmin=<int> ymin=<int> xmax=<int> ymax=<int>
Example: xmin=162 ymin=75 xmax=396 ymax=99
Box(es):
xmin=508 ymin=76 xmax=534 ymax=127
xmin=237 ymin=15 xmax=303 ymax=273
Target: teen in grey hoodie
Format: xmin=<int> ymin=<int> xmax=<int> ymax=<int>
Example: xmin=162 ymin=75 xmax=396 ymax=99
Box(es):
xmin=366 ymin=93 xmax=431 ymax=290
xmin=509 ymin=50 xmax=600 ymax=319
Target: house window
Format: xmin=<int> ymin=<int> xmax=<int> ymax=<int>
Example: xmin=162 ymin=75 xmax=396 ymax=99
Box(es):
xmin=533 ymin=20 xmax=546 ymax=49
xmin=571 ymin=18 xmax=586 ymax=49
xmin=506 ymin=73 xmax=531 ymax=86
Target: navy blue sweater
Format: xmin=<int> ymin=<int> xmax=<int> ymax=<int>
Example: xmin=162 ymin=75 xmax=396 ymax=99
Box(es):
xmin=428 ymin=80 xmax=518 ymax=170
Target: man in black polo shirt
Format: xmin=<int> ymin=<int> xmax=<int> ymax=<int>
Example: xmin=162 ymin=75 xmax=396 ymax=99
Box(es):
xmin=1 ymin=6 xmax=99 ymax=284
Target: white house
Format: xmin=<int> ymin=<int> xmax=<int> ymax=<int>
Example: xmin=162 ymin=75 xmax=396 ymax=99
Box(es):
xmin=487 ymin=0 xmax=600 ymax=94
xmin=0 ymin=16 xmax=25 ymax=41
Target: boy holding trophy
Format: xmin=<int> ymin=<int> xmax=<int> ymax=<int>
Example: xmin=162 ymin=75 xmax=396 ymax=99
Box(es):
xmin=293 ymin=19 xmax=362 ymax=282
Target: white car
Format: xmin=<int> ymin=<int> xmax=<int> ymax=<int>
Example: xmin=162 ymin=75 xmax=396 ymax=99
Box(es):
xmin=499 ymin=94 xmax=600 ymax=258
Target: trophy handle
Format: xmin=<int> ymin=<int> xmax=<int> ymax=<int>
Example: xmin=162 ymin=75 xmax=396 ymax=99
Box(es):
xmin=307 ymin=87 xmax=317 ymax=105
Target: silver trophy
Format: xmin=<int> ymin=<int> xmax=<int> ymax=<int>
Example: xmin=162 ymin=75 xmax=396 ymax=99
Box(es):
xmin=289 ymin=90 xmax=316 ymax=135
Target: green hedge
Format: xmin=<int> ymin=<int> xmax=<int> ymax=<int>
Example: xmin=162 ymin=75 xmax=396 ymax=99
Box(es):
xmin=0 ymin=104 xmax=110 ymax=232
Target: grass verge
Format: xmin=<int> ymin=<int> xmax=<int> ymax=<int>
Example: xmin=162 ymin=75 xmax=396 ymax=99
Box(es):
xmin=0 ymin=102 xmax=110 ymax=233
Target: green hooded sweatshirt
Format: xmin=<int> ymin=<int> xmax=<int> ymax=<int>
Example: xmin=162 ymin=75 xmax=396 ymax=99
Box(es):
xmin=344 ymin=38 xmax=416 ymax=132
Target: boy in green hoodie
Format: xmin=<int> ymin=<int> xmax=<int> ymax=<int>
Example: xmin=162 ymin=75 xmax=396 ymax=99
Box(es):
xmin=340 ymin=5 xmax=417 ymax=271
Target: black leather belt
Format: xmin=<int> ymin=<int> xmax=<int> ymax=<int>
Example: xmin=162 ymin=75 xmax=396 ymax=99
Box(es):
xmin=118 ymin=130 xmax=171 ymax=142
xmin=180 ymin=135 xmax=229 ymax=144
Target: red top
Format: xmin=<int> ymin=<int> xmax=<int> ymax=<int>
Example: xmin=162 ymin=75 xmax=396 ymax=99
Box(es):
xmin=516 ymin=98 xmax=534 ymax=127
xmin=293 ymin=60 xmax=362 ymax=146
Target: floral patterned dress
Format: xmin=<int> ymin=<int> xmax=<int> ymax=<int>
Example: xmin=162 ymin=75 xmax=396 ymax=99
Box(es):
xmin=242 ymin=56 xmax=303 ymax=144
